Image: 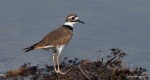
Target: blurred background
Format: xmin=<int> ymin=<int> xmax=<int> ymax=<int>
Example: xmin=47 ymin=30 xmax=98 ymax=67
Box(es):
xmin=0 ymin=0 xmax=150 ymax=73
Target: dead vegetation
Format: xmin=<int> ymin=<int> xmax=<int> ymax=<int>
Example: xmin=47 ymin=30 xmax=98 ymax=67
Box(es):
xmin=0 ymin=48 xmax=149 ymax=80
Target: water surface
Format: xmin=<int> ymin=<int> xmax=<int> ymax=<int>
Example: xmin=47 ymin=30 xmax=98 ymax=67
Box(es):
xmin=0 ymin=0 xmax=150 ymax=73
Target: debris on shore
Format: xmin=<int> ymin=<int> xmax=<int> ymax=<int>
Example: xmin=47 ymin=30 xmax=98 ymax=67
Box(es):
xmin=0 ymin=49 xmax=149 ymax=80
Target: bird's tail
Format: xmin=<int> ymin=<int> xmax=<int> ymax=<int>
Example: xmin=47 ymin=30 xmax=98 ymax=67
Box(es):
xmin=22 ymin=43 xmax=39 ymax=53
xmin=22 ymin=42 xmax=40 ymax=53
xmin=22 ymin=46 xmax=34 ymax=53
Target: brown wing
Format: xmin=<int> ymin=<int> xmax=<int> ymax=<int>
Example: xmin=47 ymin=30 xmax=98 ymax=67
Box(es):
xmin=35 ymin=26 xmax=73 ymax=48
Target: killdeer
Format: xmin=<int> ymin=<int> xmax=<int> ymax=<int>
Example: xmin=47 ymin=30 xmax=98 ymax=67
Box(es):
xmin=22 ymin=14 xmax=85 ymax=74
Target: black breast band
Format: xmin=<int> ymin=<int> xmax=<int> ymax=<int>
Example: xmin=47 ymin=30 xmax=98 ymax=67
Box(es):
xmin=63 ymin=25 xmax=73 ymax=31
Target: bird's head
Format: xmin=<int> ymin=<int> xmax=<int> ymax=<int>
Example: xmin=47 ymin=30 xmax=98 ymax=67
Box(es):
xmin=64 ymin=14 xmax=85 ymax=27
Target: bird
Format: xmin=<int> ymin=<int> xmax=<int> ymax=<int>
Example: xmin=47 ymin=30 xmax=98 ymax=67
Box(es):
xmin=22 ymin=14 xmax=85 ymax=74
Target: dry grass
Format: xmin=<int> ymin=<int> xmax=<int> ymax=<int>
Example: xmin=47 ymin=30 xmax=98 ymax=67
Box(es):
xmin=0 ymin=48 xmax=149 ymax=80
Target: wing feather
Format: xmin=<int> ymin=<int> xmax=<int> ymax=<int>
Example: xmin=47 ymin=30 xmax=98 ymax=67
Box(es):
xmin=35 ymin=27 xmax=73 ymax=48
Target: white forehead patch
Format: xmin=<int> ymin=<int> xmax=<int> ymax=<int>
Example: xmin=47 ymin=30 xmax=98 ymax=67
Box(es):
xmin=68 ymin=16 xmax=79 ymax=19
xmin=68 ymin=16 xmax=74 ymax=19
xmin=75 ymin=17 xmax=79 ymax=20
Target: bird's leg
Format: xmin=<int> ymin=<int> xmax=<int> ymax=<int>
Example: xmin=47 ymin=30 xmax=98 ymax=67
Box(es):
xmin=52 ymin=53 xmax=58 ymax=73
xmin=57 ymin=53 xmax=64 ymax=74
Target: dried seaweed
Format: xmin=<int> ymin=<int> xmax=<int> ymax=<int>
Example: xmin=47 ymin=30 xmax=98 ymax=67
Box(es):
xmin=0 ymin=48 xmax=148 ymax=80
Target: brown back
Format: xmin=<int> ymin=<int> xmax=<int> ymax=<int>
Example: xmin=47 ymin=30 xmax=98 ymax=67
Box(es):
xmin=35 ymin=26 xmax=73 ymax=48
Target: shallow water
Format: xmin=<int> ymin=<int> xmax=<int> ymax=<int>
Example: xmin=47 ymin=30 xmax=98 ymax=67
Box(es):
xmin=0 ymin=0 xmax=150 ymax=73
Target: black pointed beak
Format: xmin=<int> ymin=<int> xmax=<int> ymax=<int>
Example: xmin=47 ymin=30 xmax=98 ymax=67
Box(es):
xmin=76 ymin=19 xmax=85 ymax=24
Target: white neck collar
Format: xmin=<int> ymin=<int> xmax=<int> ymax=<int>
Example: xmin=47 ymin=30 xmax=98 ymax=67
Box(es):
xmin=64 ymin=22 xmax=76 ymax=27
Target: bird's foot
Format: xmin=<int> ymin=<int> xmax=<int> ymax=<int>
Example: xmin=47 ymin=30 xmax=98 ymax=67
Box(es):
xmin=56 ymin=70 xmax=65 ymax=74
xmin=58 ymin=71 xmax=65 ymax=74
xmin=54 ymin=70 xmax=65 ymax=74
xmin=55 ymin=70 xmax=59 ymax=73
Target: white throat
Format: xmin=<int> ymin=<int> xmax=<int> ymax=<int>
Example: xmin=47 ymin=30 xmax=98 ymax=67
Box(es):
xmin=64 ymin=22 xmax=76 ymax=27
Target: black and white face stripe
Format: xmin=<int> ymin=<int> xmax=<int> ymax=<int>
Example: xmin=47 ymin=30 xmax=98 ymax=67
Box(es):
xmin=66 ymin=16 xmax=85 ymax=24
xmin=67 ymin=15 xmax=77 ymax=20
xmin=64 ymin=14 xmax=85 ymax=27
xmin=66 ymin=15 xmax=77 ymax=22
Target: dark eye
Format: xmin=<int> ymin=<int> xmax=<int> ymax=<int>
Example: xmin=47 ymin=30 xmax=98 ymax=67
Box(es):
xmin=72 ymin=17 xmax=75 ymax=20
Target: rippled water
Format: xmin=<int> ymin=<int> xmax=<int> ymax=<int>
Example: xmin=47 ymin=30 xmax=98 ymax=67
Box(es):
xmin=0 ymin=0 xmax=150 ymax=73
